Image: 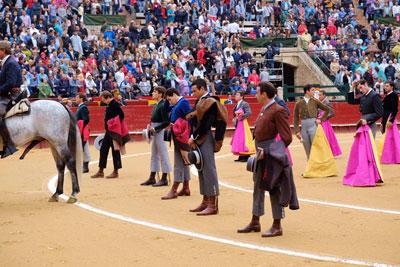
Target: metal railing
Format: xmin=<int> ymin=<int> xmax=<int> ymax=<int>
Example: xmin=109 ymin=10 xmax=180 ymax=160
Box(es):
xmin=283 ymin=84 xmax=350 ymax=102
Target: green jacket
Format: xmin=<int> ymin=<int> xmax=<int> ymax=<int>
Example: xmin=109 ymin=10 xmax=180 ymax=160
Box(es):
xmin=293 ymin=97 xmax=330 ymax=133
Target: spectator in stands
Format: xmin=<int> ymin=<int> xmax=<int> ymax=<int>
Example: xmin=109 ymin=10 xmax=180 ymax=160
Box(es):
xmin=38 ymin=77 xmax=54 ymax=98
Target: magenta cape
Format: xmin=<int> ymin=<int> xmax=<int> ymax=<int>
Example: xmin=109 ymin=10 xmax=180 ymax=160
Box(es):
xmin=319 ymin=111 xmax=342 ymax=157
xmin=380 ymin=120 xmax=400 ymax=164
xmin=231 ymin=111 xmax=255 ymax=156
xmin=321 ymin=119 xmax=342 ymax=157
xmin=343 ymin=125 xmax=384 ymax=187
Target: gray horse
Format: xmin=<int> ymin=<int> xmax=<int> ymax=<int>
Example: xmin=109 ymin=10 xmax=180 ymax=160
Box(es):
xmin=5 ymin=100 xmax=82 ymax=203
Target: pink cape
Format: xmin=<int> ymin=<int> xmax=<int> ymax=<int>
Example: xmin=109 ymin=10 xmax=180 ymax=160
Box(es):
xmin=319 ymin=111 xmax=342 ymax=157
xmin=172 ymin=117 xmax=190 ymax=144
xmin=107 ymin=116 xmax=130 ymax=146
xmin=77 ymin=120 xmax=90 ymax=142
xmin=381 ymin=120 xmax=400 ymax=164
xmin=231 ymin=118 xmax=255 ymax=155
xmin=321 ymin=119 xmax=342 ymax=157
xmin=343 ymin=125 xmax=383 ymax=187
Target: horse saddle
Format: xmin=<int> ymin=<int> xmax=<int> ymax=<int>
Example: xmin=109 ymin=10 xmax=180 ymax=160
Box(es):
xmin=4 ymin=91 xmax=31 ymax=119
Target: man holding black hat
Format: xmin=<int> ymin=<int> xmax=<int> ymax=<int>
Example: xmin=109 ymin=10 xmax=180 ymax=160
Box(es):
xmin=187 ymin=78 xmax=228 ymax=216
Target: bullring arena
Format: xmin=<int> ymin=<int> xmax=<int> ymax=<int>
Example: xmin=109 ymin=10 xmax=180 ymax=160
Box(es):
xmin=1 ymin=101 xmax=399 ymax=267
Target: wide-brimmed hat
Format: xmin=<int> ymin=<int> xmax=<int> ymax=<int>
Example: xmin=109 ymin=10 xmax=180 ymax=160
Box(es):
xmin=94 ymin=134 xmax=105 ymax=150
xmin=142 ymin=124 xmax=153 ymax=144
xmin=246 ymin=156 xmax=257 ymax=173
xmin=188 ymin=146 xmax=203 ymax=171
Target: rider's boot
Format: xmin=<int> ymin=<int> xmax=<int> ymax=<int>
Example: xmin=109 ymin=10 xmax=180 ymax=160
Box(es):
xmin=0 ymin=119 xmax=17 ymax=158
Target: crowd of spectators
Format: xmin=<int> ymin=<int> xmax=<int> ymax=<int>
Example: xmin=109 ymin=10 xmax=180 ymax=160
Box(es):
xmin=0 ymin=0 xmax=399 ymax=102
xmin=298 ymin=0 xmax=400 ymax=95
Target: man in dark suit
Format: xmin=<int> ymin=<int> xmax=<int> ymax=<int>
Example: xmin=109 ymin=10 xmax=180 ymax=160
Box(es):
xmin=233 ymin=91 xmax=252 ymax=162
xmin=75 ymin=93 xmax=91 ymax=173
xmin=358 ymin=80 xmax=384 ymax=138
xmin=382 ymin=81 xmax=399 ymax=133
xmin=0 ymin=41 xmax=22 ymax=158
xmin=91 ymin=91 xmax=124 ymax=179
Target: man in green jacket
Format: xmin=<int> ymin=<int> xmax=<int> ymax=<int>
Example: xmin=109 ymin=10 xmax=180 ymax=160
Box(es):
xmin=140 ymin=86 xmax=172 ymax=187
xmin=293 ymin=85 xmax=330 ymax=159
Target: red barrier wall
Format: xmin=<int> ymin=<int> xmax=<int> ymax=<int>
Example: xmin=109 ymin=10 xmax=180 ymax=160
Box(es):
xmin=73 ymin=102 xmax=367 ymax=134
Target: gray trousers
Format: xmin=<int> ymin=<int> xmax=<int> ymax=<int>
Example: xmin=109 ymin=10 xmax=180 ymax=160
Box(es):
xmin=83 ymin=142 xmax=91 ymax=163
xmin=198 ymin=131 xmax=219 ymax=197
xmin=301 ymin=118 xmax=317 ymax=159
xmin=173 ymin=146 xmax=190 ymax=182
xmin=150 ymin=122 xmax=172 ymax=173
xmin=252 ymin=139 xmax=284 ymax=219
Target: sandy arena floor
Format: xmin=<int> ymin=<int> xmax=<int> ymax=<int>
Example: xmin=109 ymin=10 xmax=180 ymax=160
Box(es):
xmin=0 ymin=133 xmax=399 ymax=266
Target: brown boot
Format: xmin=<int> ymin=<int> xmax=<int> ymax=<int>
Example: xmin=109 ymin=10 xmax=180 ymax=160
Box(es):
xmin=106 ymin=170 xmax=119 ymax=179
xmin=91 ymin=168 xmax=104 ymax=178
xmin=189 ymin=196 xmax=208 ymax=212
xmin=237 ymin=215 xmax=261 ymax=233
xmin=161 ymin=182 xmax=179 ymax=200
xmin=261 ymin=219 xmax=283 ymax=238
xmin=197 ymin=196 xmax=218 ymax=216
xmin=177 ymin=180 xmax=190 ymax=196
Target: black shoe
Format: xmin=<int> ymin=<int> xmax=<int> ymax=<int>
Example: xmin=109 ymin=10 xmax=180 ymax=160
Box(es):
xmin=140 ymin=177 xmax=156 ymax=186
xmin=239 ymin=156 xmax=249 ymax=162
xmin=83 ymin=162 xmax=89 ymax=173
xmin=235 ymin=156 xmax=245 ymax=162
xmin=141 ymin=172 xmax=156 ymax=186
xmin=1 ymin=145 xmax=18 ymax=159
xmin=152 ymin=178 xmax=168 ymax=187
xmin=152 ymin=173 xmax=169 ymax=187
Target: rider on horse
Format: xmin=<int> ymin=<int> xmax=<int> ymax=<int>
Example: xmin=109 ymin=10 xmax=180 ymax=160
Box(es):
xmin=0 ymin=40 xmax=23 ymax=158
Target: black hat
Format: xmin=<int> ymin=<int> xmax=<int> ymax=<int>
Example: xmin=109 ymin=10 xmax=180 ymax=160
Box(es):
xmin=246 ymin=156 xmax=257 ymax=173
xmin=188 ymin=146 xmax=203 ymax=171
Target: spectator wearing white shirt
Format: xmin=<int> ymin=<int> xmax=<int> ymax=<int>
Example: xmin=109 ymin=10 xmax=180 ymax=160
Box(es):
xmin=138 ymin=75 xmax=151 ymax=95
xmin=70 ymin=31 xmax=83 ymax=55
xmin=223 ymin=43 xmax=235 ymax=58
xmin=115 ymin=67 xmax=125 ymax=88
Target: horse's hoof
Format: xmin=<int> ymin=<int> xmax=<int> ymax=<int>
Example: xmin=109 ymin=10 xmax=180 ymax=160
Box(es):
xmin=66 ymin=196 xmax=77 ymax=204
xmin=48 ymin=195 xmax=59 ymax=202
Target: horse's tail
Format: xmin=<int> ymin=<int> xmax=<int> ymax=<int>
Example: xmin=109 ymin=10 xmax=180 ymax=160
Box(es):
xmin=64 ymin=105 xmax=83 ymax=183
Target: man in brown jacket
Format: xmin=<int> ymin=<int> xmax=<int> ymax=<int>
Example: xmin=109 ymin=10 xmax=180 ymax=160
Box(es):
xmin=293 ymin=85 xmax=330 ymax=159
xmin=237 ymin=82 xmax=294 ymax=238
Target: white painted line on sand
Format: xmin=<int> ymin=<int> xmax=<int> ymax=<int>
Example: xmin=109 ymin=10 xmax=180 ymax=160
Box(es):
xmin=92 ymin=150 xmax=400 ymax=216
xmin=47 ymin=175 xmax=395 ymax=267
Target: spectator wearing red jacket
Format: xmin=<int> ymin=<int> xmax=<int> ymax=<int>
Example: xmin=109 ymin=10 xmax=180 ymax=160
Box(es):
xmin=326 ymin=21 xmax=337 ymax=36
xmin=197 ymin=45 xmax=206 ymax=65
xmin=248 ymin=69 xmax=260 ymax=86
xmin=297 ymin=21 xmax=308 ymax=35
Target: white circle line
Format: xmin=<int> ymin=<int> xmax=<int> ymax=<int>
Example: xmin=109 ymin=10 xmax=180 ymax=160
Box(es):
xmin=47 ymin=173 xmax=394 ymax=266
xmin=86 ymin=149 xmax=400 ymax=216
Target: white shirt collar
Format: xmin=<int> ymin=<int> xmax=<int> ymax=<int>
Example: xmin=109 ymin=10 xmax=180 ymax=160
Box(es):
xmin=1 ymin=55 xmax=10 ymax=67
xmin=237 ymin=100 xmax=243 ymax=106
xmin=200 ymin=92 xmax=209 ymax=99
xmin=365 ymin=88 xmax=373 ymax=96
xmin=262 ymin=99 xmax=275 ymax=112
